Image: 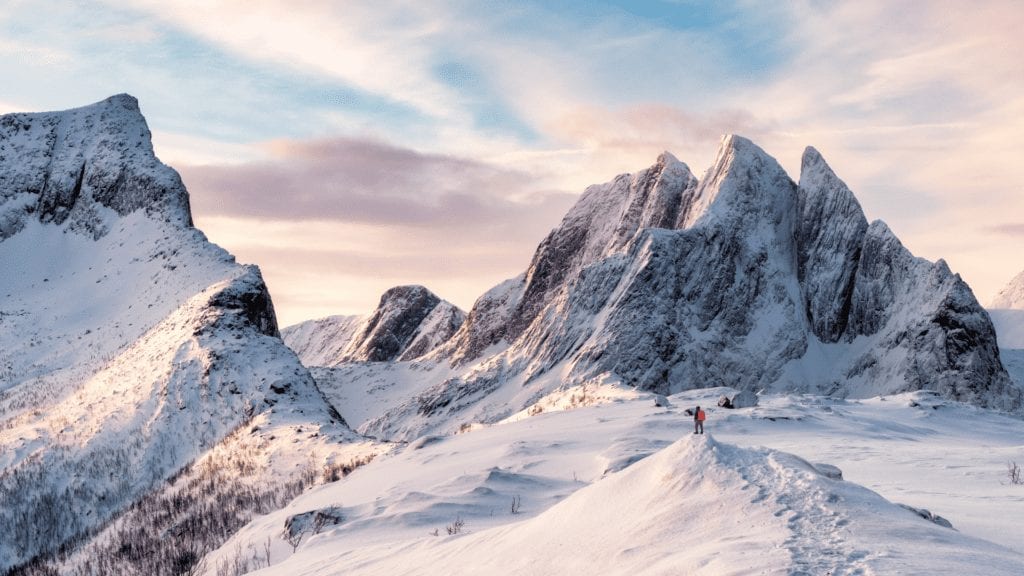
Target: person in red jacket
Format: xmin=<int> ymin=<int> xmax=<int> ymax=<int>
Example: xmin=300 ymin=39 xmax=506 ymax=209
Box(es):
xmin=694 ymin=405 xmax=706 ymax=434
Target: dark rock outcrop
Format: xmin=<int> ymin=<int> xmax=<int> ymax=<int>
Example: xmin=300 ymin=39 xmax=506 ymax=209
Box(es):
xmin=0 ymin=94 xmax=192 ymax=239
xmin=283 ymin=285 xmax=465 ymax=366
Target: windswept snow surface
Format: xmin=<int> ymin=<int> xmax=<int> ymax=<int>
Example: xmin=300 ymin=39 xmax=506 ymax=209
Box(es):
xmin=203 ymin=389 xmax=1024 ymax=575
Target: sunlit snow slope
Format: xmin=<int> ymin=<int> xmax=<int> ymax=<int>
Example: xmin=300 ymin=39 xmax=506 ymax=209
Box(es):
xmin=204 ymin=389 xmax=1024 ymax=575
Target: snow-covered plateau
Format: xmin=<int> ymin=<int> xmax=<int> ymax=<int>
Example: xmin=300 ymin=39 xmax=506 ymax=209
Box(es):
xmin=2 ymin=95 xmax=1023 ymax=575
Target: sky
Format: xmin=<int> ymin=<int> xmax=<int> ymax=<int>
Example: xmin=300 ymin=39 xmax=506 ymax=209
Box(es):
xmin=1 ymin=0 xmax=1023 ymax=326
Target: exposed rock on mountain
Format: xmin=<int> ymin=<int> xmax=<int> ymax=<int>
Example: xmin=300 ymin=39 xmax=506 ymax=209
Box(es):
xmin=283 ymin=285 xmax=465 ymax=366
xmin=0 ymin=94 xmax=191 ymax=239
xmin=361 ymin=135 xmax=1019 ymax=438
xmin=0 ymin=96 xmax=366 ymax=571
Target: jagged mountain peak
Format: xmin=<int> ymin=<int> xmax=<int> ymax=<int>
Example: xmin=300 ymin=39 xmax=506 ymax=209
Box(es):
xmin=283 ymin=284 xmax=466 ymax=366
xmin=372 ymin=136 xmax=1021 ymax=438
xmin=680 ymin=133 xmax=795 ymax=230
xmin=0 ymin=93 xmax=191 ymax=240
xmin=0 ymin=96 xmax=368 ymax=570
xmin=800 ymin=145 xmax=855 ymax=197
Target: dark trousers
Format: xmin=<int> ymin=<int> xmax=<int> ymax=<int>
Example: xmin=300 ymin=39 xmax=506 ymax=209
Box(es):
xmin=694 ymin=421 xmax=703 ymax=434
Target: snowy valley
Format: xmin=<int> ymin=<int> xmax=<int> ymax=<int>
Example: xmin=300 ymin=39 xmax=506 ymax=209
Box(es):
xmin=1 ymin=96 xmax=1022 ymax=575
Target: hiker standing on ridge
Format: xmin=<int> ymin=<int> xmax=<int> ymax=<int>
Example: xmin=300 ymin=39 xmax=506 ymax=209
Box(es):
xmin=694 ymin=405 xmax=705 ymax=434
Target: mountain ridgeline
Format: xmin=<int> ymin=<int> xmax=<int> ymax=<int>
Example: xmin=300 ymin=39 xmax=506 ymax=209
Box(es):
xmin=405 ymin=136 xmax=1019 ymax=420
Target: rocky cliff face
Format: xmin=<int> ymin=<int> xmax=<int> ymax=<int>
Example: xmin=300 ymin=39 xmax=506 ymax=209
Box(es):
xmin=283 ymin=285 xmax=465 ymax=366
xmin=0 ymin=94 xmax=192 ymax=239
xmin=405 ymin=135 xmax=1020 ymax=434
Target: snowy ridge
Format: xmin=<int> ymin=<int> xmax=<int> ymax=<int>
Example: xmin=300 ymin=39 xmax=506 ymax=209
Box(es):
xmin=988 ymin=268 xmax=1024 ymax=349
xmin=282 ymin=314 xmax=365 ymax=367
xmin=201 ymin=390 xmax=1024 ymax=575
xmin=283 ymin=285 xmax=465 ymax=366
xmin=991 ymin=269 xmax=1024 ymax=310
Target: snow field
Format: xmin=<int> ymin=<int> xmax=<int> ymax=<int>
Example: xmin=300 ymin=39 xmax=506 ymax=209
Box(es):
xmin=204 ymin=387 xmax=1024 ymax=575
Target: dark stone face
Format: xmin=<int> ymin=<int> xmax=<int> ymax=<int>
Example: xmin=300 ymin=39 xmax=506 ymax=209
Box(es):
xmin=0 ymin=94 xmax=193 ymax=242
xmin=355 ymin=286 xmax=442 ymax=362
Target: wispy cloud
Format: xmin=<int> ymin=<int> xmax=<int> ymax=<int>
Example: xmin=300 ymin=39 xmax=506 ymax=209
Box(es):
xmin=6 ymin=0 xmax=1024 ymax=317
xmin=182 ymin=136 xmax=575 ymax=237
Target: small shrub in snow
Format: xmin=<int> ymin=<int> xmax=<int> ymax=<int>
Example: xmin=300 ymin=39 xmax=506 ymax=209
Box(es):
xmin=446 ymin=516 xmax=465 ymax=535
xmin=322 ymin=454 xmax=376 ymax=483
xmin=511 ymin=495 xmax=522 ymax=515
xmin=1009 ymin=461 xmax=1023 ymax=485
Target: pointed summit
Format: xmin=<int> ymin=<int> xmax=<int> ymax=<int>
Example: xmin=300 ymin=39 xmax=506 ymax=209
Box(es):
xmin=795 ymin=146 xmax=869 ymax=341
xmin=283 ymin=285 xmax=466 ymax=365
xmin=443 ymin=150 xmax=699 ymax=362
xmin=679 ymin=134 xmax=796 ymax=230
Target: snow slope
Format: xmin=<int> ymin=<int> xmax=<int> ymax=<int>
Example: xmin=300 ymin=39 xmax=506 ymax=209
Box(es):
xmin=987 ymin=269 xmax=1024 ymax=384
xmin=201 ymin=389 xmax=1024 ymax=575
xmin=0 ymin=95 xmax=369 ymax=571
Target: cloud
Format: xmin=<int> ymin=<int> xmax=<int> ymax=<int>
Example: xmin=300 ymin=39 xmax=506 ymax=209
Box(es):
xmin=13 ymin=0 xmax=1024 ymax=319
xmin=116 ymin=0 xmax=463 ymax=121
xmin=181 ymin=136 xmax=576 ymax=241
xmin=989 ymin=224 xmax=1024 ymax=238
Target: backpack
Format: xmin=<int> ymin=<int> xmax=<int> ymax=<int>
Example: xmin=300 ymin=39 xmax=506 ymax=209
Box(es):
xmin=697 ymin=409 xmax=706 ymax=421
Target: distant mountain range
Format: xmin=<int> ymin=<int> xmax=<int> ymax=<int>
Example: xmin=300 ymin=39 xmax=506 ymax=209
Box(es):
xmin=292 ymin=135 xmax=1020 ymax=441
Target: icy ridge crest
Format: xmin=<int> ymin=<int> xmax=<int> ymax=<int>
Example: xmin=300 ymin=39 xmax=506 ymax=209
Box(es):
xmin=283 ymin=285 xmax=466 ymax=366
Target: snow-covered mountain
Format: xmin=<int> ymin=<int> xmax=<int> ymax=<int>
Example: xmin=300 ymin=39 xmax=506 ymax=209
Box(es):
xmin=283 ymin=285 xmax=465 ymax=366
xmin=316 ymin=136 xmax=1019 ymax=441
xmin=0 ymin=95 xmax=375 ymax=572
xmin=991 ymin=270 xmax=1024 ymax=310
xmin=988 ymin=269 xmax=1024 ymax=349
xmin=987 ymin=269 xmax=1024 ymax=389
